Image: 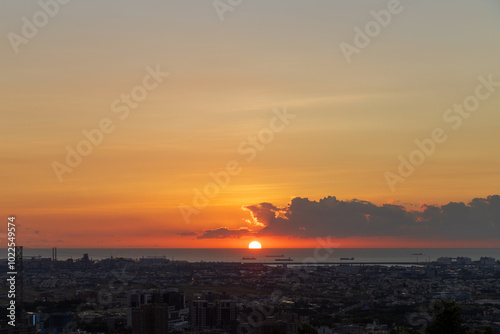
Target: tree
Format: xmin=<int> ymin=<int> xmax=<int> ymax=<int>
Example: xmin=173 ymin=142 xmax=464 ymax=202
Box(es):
xmin=390 ymin=327 xmax=419 ymax=334
xmin=484 ymin=327 xmax=494 ymax=334
xmin=425 ymin=300 xmax=468 ymax=334
xmin=270 ymin=329 xmax=285 ymax=334
xmin=297 ymin=324 xmax=318 ymax=334
xmin=471 ymin=328 xmax=494 ymax=334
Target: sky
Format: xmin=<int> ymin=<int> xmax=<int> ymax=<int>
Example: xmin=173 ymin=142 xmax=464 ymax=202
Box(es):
xmin=1 ymin=0 xmax=499 ymax=248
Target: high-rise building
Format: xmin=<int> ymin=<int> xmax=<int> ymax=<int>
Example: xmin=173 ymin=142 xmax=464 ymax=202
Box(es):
xmin=190 ymin=299 xmax=237 ymax=333
xmin=190 ymin=300 xmax=210 ymax=330
xmin=127 ymin=289 xmax=188 ymax=332
xmin=218 ymin=300 xmax=237 ymax=333
xmin=132 ymin=304 xmax=169 ymax=334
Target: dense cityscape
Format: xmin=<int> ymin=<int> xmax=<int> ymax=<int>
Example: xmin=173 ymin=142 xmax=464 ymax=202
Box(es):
xmin=1 ymin=248 xmax=499 ymax=334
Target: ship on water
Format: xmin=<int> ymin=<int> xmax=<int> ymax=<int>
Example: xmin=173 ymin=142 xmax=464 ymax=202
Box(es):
xmin=266 ymin=254 xmax=284 ymax=257
xmin=242 ymin=257 xmax=257 ymax=260
xmin=340 ymin=257 xmax=355 ymax=260
xmin=275 ymin=257 xmax=293 ymax=261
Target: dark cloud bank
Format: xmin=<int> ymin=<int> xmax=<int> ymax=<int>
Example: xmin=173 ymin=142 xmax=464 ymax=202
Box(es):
xmin=198 ymin=195 xmax=500 ymax=240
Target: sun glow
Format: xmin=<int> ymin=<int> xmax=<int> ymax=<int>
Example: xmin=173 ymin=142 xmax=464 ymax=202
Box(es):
xmin=248 ymin=241 xmax=262 ymax=249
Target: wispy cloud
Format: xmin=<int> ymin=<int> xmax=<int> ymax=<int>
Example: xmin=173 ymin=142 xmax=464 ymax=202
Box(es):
xmin=197 ymin=227 xmax=254 ymax=239
xmin=177 ymin=232 xmax=198 ymax=236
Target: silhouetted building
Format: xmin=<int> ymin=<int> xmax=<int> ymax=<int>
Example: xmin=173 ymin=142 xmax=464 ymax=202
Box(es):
xmin=128 ymin=289 xmax=188 ymax=331
xmin=46 ymin=313 xmax=73 ymax=334
xmin=480 ymin=257 xmax=496 ymax=266
xmin=190 ymin=299 xmax=237 ymax=333
xmin=218 ymin=300 xmax=237 ymax=333
xmin=132 ymin=304 xmax=169 ymax=334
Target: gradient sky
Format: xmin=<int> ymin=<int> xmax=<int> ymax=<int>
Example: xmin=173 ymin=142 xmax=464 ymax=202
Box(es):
xmin=1 ymin=0 xmax=499 ymax=248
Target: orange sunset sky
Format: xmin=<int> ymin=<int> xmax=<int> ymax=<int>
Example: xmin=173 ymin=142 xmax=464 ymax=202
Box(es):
xmin=1 ymin=1 xmax=500 ymax=248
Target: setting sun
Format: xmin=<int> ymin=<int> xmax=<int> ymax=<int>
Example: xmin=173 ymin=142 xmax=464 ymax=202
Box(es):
xmin=248 ymin=241 xmax=262 ymax=249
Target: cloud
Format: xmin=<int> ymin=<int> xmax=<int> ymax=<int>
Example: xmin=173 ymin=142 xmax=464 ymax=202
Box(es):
xmin=199 ymin=195 xmax=500 ymax=240
xmin=197 ymin=227 xmax=254 ymax=239
xmin=248 ymin=196 xmax=416 ymax=238
xmin=177 ymin=232 xmax=197 ymax=236
xmin=414 ymin=196 xmax=500 ymax=238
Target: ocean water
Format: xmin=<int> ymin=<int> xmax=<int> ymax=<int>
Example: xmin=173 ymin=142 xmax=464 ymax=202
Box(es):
xmin=20 ymin=248 xmax=500 ymax=263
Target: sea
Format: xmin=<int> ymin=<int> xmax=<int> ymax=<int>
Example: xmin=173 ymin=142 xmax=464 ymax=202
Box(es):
xmin=18 ymin=248 xmax=500 ymax=263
